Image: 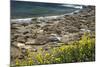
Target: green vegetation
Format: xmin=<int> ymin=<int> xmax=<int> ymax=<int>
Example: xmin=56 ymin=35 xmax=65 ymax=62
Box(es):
xmin=15 ymin=33 xmax=95 ymax=66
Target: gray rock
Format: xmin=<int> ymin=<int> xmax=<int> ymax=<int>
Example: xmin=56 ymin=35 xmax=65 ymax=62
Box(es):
xmin=17 ymin=37 xmax=26 ymax=43
xmin=34 ymin=34 xmax=49 ymax=45
xmin=48 ymin=34 xmax=61 ymax=42
xmin=80 ymin=29 xmax=91 ymax=33
xmin=61 ymin=33 xmax=80 ymax=44
xmin=17 ymin=27 xmax=30 ymax=34
xmin=11 ymin=46 xmax=22 ymax=59
xmin=25 ymin=39 xmax=36 ymax=45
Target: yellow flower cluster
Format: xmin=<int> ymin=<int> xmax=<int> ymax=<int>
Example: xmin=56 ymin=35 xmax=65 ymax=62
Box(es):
xmin=14 ymin=33 xmax=95 ymax=66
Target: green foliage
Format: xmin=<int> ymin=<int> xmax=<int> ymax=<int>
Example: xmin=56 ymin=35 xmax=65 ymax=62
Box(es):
xmin=54 ymin=33 xmax=95 ymax=63
xmin=14 ymin=33 xmax=95 ymax=66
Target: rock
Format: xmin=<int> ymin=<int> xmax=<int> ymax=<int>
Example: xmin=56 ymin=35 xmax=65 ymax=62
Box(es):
xmin=34 ymin=34 xmax=49 ymax=45
xmin=25 ymin=34 xmax=49 ymax=45
xmin=65 ymin=26 xmax=79 ymax=33
xmin=17 ymin=43 xmax=25 ymax=48
xmin=24 ymin=45 xmax=32 ymax=49
xmin=19 ymin=22 xmax=29 ymax=26
xmin=36 ymin=29 xmax=44 ymax=34
xmin=17 ymin=27 xmax=30 ymax=34
xmin=11 ymin=42 xmax=18 ymax=47
xmin=48 ymin=34 xmax=61 ymax=42
xmin=16 ymin=36 xmax=26 ymax=43
xmin=11 ymin=23 xmax=22 ymax=29
xmin=80 ymin=29 xmax=91 ymax=33
xmin=25 ymin=39 xmax=36 ymax=45
xmin=11 ymin=46 xmax=22 ymax=59
xmin=13 ymin=34 xmax=21 ymax=39
xmin=37 ymin=23 xmax=47 ymax=27
xmin=61 ymin=33 xmax=80 ymax=44
xmin=23 ymin=34 xmax=32 ymax=38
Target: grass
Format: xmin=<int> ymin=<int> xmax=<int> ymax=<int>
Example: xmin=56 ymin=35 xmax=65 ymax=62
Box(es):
xmin=14 ymin=33 xmax=95 ymax=66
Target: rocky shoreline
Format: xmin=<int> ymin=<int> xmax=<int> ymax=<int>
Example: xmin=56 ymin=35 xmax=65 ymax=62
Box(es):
xmin=11 ymin=6 xmax=95 ymax=65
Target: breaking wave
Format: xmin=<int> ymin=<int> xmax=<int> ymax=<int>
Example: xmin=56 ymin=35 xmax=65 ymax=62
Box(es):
xmin=61 ymin=4 xmax=83 ymax=9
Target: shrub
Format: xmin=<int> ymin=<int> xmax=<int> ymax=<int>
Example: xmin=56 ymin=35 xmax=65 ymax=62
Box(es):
xmin=14 ymin=33 xmax=95 ymax=66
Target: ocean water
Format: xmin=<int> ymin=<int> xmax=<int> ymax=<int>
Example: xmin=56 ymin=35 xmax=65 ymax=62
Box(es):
xmin=11 ymin=1 xmax=82 ymax=19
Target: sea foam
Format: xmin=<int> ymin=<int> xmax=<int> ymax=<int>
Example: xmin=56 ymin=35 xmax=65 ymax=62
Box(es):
xmin=61 ymin=4 xmax=83 ymax=9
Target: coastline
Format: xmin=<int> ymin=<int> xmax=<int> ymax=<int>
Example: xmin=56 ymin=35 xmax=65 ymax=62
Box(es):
xmin=11 ymin=8 xmax=81 ymax=23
